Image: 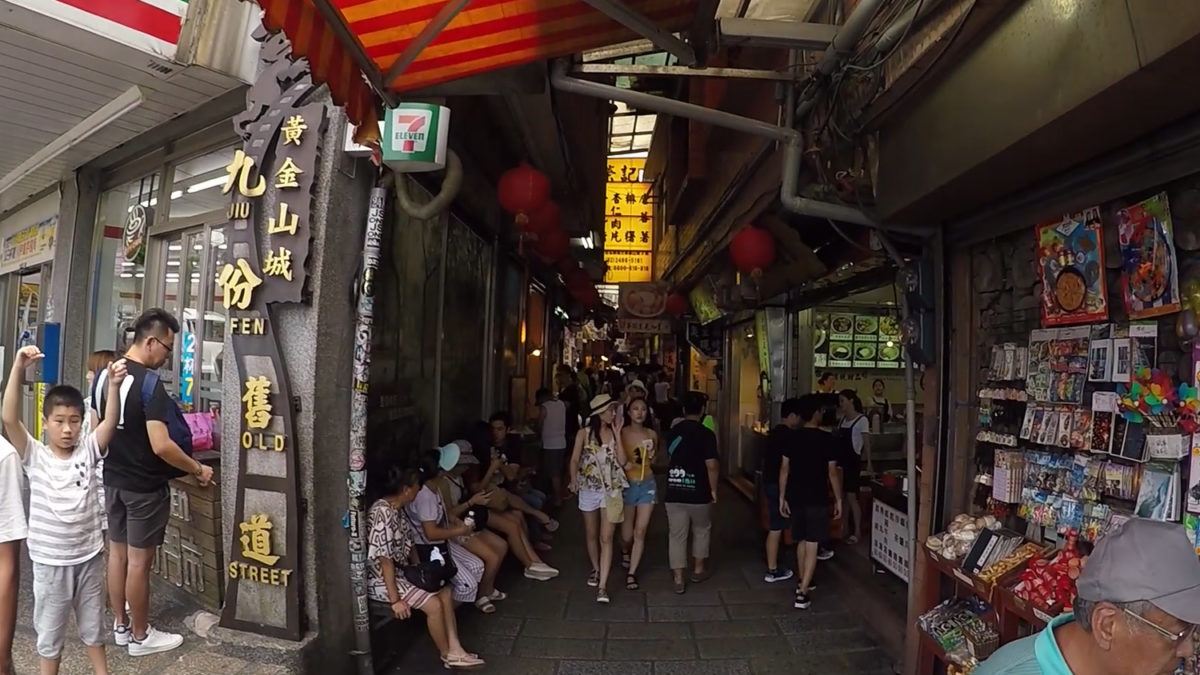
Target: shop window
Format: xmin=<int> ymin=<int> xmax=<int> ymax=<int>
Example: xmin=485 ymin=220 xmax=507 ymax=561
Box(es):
xmin=93 ymin=174 xmax=158 ymax=353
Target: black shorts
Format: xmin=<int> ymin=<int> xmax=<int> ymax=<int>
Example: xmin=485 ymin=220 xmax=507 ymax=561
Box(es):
xmin=106 ymin=486 xmax=170 ymax=549
xmin=764 ymin=483 xmax=789 ymax=531
xmin=789 ymin=504 xmax=830 ymax=544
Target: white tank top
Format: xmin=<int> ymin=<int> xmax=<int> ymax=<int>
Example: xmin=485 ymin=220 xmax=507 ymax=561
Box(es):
xmin=541 ymin=400 xmax=568 ymax=450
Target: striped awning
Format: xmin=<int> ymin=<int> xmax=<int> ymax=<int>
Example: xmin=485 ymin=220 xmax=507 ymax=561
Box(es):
xmin=256 ymin=0 xmax=697 ymax=146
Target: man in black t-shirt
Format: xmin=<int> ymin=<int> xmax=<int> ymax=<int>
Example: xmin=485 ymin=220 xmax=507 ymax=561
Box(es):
xmin=92 ymin=308 xmax=212 ymax=656
xmin=762 ymin=399 xmax=805 ymax=584
xmin=778 ymin=394 xmax=842 ymax=610
xmin=664 ymin=391 xmax=720 ymax=594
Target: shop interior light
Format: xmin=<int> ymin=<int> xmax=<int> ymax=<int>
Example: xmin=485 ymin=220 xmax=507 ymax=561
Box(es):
xmin=186 ymin=176 xmax=228 ymax=193
xmin=0 ymin=86 xmax=144 ymax=199
xmin=601 ymin=355 xmax=609 ymax=362
xmin=530 ymin=348 xmax=543 ymax=357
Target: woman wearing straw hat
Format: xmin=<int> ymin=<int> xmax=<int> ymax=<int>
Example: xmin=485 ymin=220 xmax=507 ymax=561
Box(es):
xmin=568 ymin=394 xmax=630 ymax=603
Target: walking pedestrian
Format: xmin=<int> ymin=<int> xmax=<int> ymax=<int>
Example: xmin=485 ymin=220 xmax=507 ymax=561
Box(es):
xmin=836 ymin=390 xmax=868 ymax=545
xmin=535 ymin=388 xmax=569 ymax=508
xmin=664 ymin=391 xmax=719 ymax=594
xmin=762 ymin=399 xmax=800 ymax=584
xmin=92 ymin=308 xmax=210 ymax=656
xmin=619 ymin=398 xmax=657 ymax=590
xmin=568 ymin=394 xmax=629 ymax=603
xmin=779 ymin=395 xmax=842 ymax=610
xmin=5 ymin=346 xmax=125 ymax=673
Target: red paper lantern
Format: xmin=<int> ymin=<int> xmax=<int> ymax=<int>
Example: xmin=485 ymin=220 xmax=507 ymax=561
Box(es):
xmin=534 ymin=227 xmax=569 ymax=261
xmin=498 ymin=163 xmax=550 ymax=218
xmin=525 ymin=201 xmax=561 ymax=235
xmin=665 ymin=293 xmax=688 ymax=316
xmin=729 ymin=225 xmax=776 ymax=277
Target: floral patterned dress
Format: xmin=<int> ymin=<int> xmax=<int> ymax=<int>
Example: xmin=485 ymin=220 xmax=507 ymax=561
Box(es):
xmin=366 ymin=499 xmax=435 ymax=609
xmin=577 ymin=436 xmax=629 ymax=500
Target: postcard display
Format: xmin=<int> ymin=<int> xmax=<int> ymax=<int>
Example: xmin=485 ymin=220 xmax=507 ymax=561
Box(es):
xmin=918 ymin=198 xmax=1200 ymax=675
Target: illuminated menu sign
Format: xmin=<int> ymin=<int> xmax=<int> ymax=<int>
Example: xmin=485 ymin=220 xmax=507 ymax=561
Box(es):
xmin=603 ymin=158 xmax=654 ymax=283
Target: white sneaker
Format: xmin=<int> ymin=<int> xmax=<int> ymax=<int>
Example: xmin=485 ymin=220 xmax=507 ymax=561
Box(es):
xmin=524 ymin=566 xmax=556 ymax=581
xmin=530 ymin=562 xmax=559 ymax=578
xmin=128 ymin=626 xmax=183 ymax=656
xmin=113 ymin=621 xmax=131 ymax=647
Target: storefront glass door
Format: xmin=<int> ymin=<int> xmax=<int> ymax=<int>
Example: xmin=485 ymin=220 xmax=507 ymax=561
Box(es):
xmin=152 ymin=222 xmax=224 ymax=416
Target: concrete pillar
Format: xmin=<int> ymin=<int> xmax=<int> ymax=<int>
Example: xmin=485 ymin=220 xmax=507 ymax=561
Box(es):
xmin=50 ymin=169 xmax=102 ymax=387
xmin=219 ymin=101 xmax=372 ymax=671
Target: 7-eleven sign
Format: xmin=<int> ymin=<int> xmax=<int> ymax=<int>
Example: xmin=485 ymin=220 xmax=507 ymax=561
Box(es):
xmin=382 ymin=103 xmax=450 ymax=173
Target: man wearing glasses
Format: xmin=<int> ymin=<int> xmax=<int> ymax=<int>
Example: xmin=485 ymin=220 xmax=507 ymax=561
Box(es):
xmin=91 ymin=308 xmax=213 ymax=657
xmin=977 ymin=518 xmax=1200 ymax=675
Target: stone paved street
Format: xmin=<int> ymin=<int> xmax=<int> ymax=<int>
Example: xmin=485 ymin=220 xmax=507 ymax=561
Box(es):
xmin=387 ymin=485 xmax=895 ymax=675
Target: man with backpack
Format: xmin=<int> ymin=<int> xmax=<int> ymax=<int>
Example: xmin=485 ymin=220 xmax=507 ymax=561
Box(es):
xmin=91 ymin=308 xmax=212 ymax=656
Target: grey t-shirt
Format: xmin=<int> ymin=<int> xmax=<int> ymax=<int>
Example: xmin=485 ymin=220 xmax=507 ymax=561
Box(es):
xmin=404 ymin=485 xmax=447 ymax=545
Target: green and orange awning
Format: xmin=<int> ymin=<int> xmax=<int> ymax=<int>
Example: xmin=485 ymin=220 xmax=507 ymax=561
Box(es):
xmin=256 ymin=0 xmax=697 ymax=145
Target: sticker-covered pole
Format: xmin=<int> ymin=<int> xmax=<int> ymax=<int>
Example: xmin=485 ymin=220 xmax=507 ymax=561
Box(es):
xmin=347 ymin=184 xmax=386 ymax=675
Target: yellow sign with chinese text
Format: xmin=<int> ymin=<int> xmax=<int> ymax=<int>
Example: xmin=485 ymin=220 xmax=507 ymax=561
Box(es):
xmin=603 ymin=251 xmax=652 ymax=283
xmin=604 ymin=158 xmax=655 ymax=280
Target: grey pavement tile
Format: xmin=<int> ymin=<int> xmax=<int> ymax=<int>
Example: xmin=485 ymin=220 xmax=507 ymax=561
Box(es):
xmin=566 ymin=599 xmax=647 ymax=622
xmin=469 ymin=656 xmax=558 ymax=675
xmin=751 ymin=655 xmax=846 ymax=675
xmin=645 ymin=590 xmax=722 ymax=606
xmin=839 ymin=648 xmax=898 ymax=672
xmin=522 ymin=618 xmax=608 ymax=640
xmin=472 ymin=633 xmax=517 ymax=657
xmin=693 ymin=572 xmax=751 ymax=590
xmin=692 ymin=618 xmax=778 ymax=638
xmin=720 ymin=588 xmax=792 ymax=605
xmin=238 ymin=666 xmax=298 ymax=675
xmin=513 ymin=636 xmax=606 ymax=660
xmin=606 ymin=622 xmax=691 ymax=640
xmin=605 ymin=638 xmax=697 ymax=660
xmin=725 ymin=603 xmax=792 ymax=619
xmin=774 ymin=611 xmax=860 ymax=634
xmin=559 ymin=660 xmax=654 ymax=675
xmin=788 ymin=629 xmax=880 ymax=655
xmin=697 ymin=635 xmax=799 ymax=660
xmin=653 ymin=659 xmax=752 ymax=675
xmin=497 ymin=596 xmax=568 ymax=619
xmin=460 ymin=613 xmax=524 ymax=637
xmin=647 ymin=605 xmax=728 ymax=622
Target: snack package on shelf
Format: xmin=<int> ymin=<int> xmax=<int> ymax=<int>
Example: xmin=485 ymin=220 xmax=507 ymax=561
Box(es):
xmin=927 ymin=513 xmax=1000 ymax=561
xmin=976 ymin=542 xmax=1043 ymax=585
xmin=1011 ymin=532 xmax=1088 ymax=614
xmin=919 ymin=597 xmax=993 ymax=671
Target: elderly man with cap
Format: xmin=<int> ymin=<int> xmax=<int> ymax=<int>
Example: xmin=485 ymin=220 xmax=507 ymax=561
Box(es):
xmin=976 ymin=518 xmax=1200 ymax=675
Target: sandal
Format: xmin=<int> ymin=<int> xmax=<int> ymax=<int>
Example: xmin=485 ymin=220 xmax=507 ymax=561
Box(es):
xmin=587 ymin=570 xmax=599 ymax=588
xmin=443 ymin=653 xmax=485 ymax=669
xmin=621 ymin=553 xmax=631 ymax=569
xmin=473 ymin=597 xmax=496 ymax=614
xmin=672 ymin=579 xmax=686 ymax=595
xmin=596 ymin=589 xmax=610 ymax=604
xmin=487 ymin=589 xmax=507 ymax=602
xmin=626 ymin=574 xmax=639 ymax=591
xmin=847 ymin=535 xmax=859 ymax=545
xmin=690 ymin=569 xmax=714 ymax=584
xmin=544 ymin=518 xmax=560 ymax=533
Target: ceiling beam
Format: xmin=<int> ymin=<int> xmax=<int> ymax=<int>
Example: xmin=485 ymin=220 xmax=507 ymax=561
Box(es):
xmin=383 ymin=0 xmax=473 ymax=86
xmin=573 ymin=63 xmax=797 ymax=81
xmin=578 ymin=0 xmax=696 ymax=66
xmin=717 ymin=18 xmax=839 ymax=50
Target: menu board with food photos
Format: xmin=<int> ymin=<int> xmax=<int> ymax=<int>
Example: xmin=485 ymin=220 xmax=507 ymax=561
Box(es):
xmin=814 ymin=310 xmax=902 ymax=369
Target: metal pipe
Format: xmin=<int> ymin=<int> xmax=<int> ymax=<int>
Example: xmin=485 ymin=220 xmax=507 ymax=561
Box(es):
xmin=794 ymin=0 xmax=889 ymax=118
xmin=431 ymin=205 xmax=450 ymax=440
xmin=549 ymin=61 xmax=874 ymax=227
xmin=347 ymin=184 xmax=387 ymax=675
xmin=873 ymin=0 xmax=943 ymax=55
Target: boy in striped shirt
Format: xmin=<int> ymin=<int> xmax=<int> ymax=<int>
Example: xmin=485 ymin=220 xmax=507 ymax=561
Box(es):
xmin=2 ymin=345 xmax=124 ymax=675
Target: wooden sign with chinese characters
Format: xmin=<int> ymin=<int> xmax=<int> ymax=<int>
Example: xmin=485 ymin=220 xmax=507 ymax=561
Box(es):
xmin=603 ymin=158 xmax=655 ymax=283
xmin=218 ymin=28 xmax=326 ymax=642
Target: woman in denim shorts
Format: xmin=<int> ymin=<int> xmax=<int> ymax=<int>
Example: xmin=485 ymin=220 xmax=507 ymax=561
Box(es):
xmin=619 ymin=398 xmax=658 ymax=591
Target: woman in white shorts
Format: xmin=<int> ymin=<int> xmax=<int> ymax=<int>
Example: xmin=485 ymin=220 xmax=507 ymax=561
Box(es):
xmin=568 ymin=394 xmax=629 ymax=603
